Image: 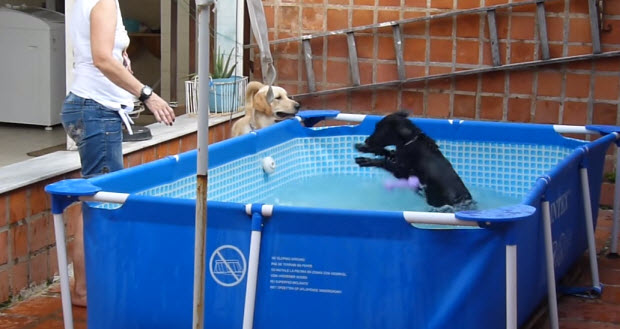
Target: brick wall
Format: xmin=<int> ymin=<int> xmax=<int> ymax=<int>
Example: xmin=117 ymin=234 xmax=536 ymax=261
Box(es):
xmin=0 ymin=122 xmax=232 ymax=305
xmin=251 ymin=0 xmax=620 ymax=205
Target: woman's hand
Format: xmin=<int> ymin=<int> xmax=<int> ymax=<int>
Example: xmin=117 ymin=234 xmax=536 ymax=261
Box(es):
xmin=144 ymin=93 xmax=175 ymax=126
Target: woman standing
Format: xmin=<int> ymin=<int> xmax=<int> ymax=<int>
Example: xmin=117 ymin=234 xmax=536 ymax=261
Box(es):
xmin=62 ymin=0 xmax=175 ymax=306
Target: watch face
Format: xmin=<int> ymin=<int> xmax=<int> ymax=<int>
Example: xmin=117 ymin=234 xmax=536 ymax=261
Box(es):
xmin=143 ymin=86 xmax=153 ymax=95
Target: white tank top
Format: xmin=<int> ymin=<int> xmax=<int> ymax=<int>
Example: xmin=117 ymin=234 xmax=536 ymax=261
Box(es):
xmin=69 ymin=0 xmax=134 ymax=110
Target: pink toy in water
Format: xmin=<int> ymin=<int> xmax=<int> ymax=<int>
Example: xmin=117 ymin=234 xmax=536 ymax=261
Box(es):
xmin=384 ymin=176 xmax=421 ymax=191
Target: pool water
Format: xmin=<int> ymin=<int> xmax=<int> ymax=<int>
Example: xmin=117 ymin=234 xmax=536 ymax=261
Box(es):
xmin=263 ymin=174 xmax=522 ymax=212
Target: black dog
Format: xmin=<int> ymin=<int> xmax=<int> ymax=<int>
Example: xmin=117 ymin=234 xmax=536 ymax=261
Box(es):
xmin=355 ymin=112 xmax=475 ymax=210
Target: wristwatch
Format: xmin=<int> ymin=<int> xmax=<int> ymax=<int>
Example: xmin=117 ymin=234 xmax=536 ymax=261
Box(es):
xmin=139 ymin=85 xmax=153 ymax=102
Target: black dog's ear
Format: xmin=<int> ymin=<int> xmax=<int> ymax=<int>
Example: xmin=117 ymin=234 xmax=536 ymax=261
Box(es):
xmin=395 ymin=111 xmax=409 ymax=118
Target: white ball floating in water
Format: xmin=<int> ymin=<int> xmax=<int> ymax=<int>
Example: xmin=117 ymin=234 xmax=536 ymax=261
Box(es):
xmin=262 ymin=156 xmax=276 ymax=174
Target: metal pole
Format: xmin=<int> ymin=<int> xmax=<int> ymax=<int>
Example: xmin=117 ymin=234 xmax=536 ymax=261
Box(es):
xmin=542 ymin=200 xmax=559 ymax=329
xmin=506 ymin=244 xmax=517 ymax=329
xmin=193 ymin=1 xmax=213 ymax=328
xmin=52 ymin=213 xmax=74 ymax=329
xmin=579 ymin=167 xmax=601 ymax=289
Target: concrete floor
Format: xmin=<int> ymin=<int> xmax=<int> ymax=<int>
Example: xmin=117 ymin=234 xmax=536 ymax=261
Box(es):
xmin=0 ymin=123 xmax=67 ymax=168
xmin=0 ymin=112 xmax=160 ymax=168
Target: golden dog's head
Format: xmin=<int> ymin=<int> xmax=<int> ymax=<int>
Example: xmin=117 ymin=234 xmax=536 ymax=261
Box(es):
xmin=250 ymin=82 xmax=300 ymax=121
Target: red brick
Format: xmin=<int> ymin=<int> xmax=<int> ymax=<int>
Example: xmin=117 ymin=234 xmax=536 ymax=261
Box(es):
xmin=402 ymin=17 xmax=426 ymax=35
xmin=431 ymin=0 xmax=453 ymax=9
xmin=355 ymin=35 xmax=374 ymax=59
xmin=48 ymin=246 xmax=58 ymax=277
xmin=562 ymin=101 xmax=588 ymax=125
xmin=481 ymin=71 xmax=505 ymax=94
xmin=430 ymin=39 xmax=453 ymax=62
xmin=11 ymin=261 xmax=28 ymax=295
xmin=567 ymin=44 xmax=594 ymax=57
xmin=375 ymin=90 xmax=399 ymax=112
xmin=167 ymin=139 xmax=181 ymax=156
xmin=427 ymin=93 xmax=451 ymax=118
xmin=326 ymin=61 xmax=351 ymax=85
xmin=403 ymin=38 xmax=426 ymax=62
xmin=601 ymin=19 xmax=620 ymax=45
xmin=429 ymin=17 xmax=453 ymax=37
xmin=510 ymin=42 xmax=535 ymax=63
xmin=568 ymin=17 xmax=592 ymax=43
xmin=377 ymin=36 xmax=396 ymax=60
xmin=456 ymin=15 xmax=480 ymax=38
xmin=0 ymin=270 xmax=9 ymax=303
xmin=277 ymin=6 xmax=300 ymax=32
xmin=601 ymin=285 xmax=620 ymax=303
xmin=0 ymin=195 xmax=6 ymax=227
xmin=0 ymin=230 xmax=7 ymax=266
xmin=142 ymin=146 xmax=156 ymax=163
xmin=456 ymin=40 xmax=479 ymax=64
xmin=29 ymin=185 xmax=49 ymax=216
xmin=482 ymin=41 xmax=507 ymax=66
xmin=534 ymin=100 xmax=560 ymax=124
xmin=326 ymin=35 xmax=347 ymax=58
xmin=327 ymin=9 xmax=347 ymax=31
xmin=30 ymin=252 xmax=48 ymax=285
xmin=537 ymin=71 xmax=562 ymax=97
xmin=507 ymin=97 xmax=532 ymax=123
xmin=405 ymin=64 xmax=426 ymax=79
xmin=545 ymin=0 xmax=566 ymax=13
xmin=548 ymin=44 xmax=564 ymax=58
xmin=594 ymin=75 xmax=620 ymax=101
xmin=376 ymin=63 xmax=400 ymax=83
xmin=323 ymin=94 xmax=349 ymax=113
xmin=428 ymin=69 xmax=452 ymax=90
xmin=379 ymin=0 xmax=401 ymax=5
xmin=569 ymin=0 xmax=589 ymax=13
xmin=12 ymin=223 xmax=28 ymax=260
xmin=181 ymin=135 xmax=198 ymax=153
xmin=359 ymin=62 xmax=374 ymax=85
xmin=480 ymin=96 xmax=504 ymax=120
xmin=125 ymin=151 xmax=141 ymax=168
xmin=273 ymin=35 xmax=299 ymax=55
xmin=405 ymin=0 xmax=427 ymax=8
xmin=457 ymin=0 xmax=481 ymax=9
xmin=402 ymin=91 xmax=425 ymax=116
xmin=509 ymin=70 xmax=533 ymax=94
xmin=277 ymin=58 xmax=299 ymax=81
xmin=565 ymin=73 xmax=591 ymax=98
xmin=510 ymin=16 xmax=535 ymax=40
xmin=455 ymin=75 xmax=478 ymax=93
xmin=453 ymin=94 xmax=476 ymax=119
xmin=328 ymin=0 xmax=348 ymax=4
xmin=351 ymin=90 xmax=374 ymax=112
xmin=353 ymin=9 xmax=374 ymax=27
xmin=9 ymin=188 xmax=27 ymax=224
xmin=545 ymin=17 xmax=565 ymax=42
xmin=29 ymin=215 xmax=50 ymax=253
xmin=593 ymin=103 xmax=618 ymax=125
xmin=599 ymin=182 xmax=615 ymax=207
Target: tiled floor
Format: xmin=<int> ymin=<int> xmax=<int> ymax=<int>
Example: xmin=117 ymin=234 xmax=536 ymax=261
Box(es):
xmin=0 ymin=211 xmax=618 ymax=329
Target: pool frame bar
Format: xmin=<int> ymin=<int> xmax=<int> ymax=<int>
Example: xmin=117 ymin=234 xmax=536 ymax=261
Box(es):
xmin=46 ymin=113 xmax=620 ymax=329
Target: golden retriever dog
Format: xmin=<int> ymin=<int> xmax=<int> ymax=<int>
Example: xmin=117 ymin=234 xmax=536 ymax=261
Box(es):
xmin=231 ymin=81 xmax=300 ymax=137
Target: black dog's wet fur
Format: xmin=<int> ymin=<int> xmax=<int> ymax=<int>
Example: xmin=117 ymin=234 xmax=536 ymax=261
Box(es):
xmin=355 ymin=111 xmax=475 ymax=210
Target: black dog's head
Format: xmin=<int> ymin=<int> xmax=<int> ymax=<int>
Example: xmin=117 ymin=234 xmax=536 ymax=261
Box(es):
xmin=356 ymin=112 xmax=424 ymax=153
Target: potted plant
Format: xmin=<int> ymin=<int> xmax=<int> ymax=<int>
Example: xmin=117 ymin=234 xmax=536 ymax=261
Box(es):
xmin=209 ymin=47 xmax=246 ymax=114
xmin=184 ymin=47 xmax=247 ymax=115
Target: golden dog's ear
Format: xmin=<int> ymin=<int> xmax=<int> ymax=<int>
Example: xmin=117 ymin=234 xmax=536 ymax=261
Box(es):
xmin=253 ymin=91 xmax=273 ymax=115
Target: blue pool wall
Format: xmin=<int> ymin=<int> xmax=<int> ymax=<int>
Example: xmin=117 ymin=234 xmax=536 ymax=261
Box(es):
xmin=81 ymin=115 xmax=615 ymax=329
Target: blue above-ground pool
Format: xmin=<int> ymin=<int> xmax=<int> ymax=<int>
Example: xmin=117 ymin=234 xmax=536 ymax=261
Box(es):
xmin=47 ymin=111 xmax=619 ymax=329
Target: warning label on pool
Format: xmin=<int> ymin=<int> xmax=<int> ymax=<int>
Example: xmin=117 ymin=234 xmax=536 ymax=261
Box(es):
xmin=268 ymin=256 xmax=346 ymax=294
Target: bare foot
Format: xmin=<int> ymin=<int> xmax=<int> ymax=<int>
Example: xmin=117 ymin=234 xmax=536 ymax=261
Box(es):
xmin=71 ymin=290 xmax=87 ymax=307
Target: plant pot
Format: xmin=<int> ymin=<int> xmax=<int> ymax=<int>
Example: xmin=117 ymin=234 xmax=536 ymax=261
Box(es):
xmin=209 ymin=76 xmax=247 ymax=114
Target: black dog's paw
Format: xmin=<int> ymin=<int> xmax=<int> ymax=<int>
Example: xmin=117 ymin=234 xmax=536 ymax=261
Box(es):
xmin=355 ymin=143 xmax=371 ymax=153
xmin=355 ymin=157 xmax=383 ymax=167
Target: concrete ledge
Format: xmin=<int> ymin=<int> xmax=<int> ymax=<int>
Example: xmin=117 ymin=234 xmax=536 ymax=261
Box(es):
xmin=0 ymin=112 xmax=242 ymax=194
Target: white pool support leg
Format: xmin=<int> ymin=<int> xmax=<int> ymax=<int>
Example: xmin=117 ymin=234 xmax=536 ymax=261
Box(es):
xmin=541 ymin=200 xmax=559 ymax=329
xmin=242 ymin=205 xmax=271 ymax=329
xmin=52 ymin=213 xmax=74 ymax=329
xmin=611 ymin=148 xmax=620 ymax=255
xmin=505 ymin=244 xmax=517 ymax=329
xmin=242 ymin=229 xmax=262 ymax=329
xmin=579 ymin=167 xmax=601 ymax=290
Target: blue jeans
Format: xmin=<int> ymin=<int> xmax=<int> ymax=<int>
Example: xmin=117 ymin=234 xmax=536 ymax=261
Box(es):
xmin=61 ymin=93 xmax=123 ymax=178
